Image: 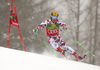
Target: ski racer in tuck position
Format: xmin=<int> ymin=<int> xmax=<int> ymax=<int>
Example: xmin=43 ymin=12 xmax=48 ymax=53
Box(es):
xmin=33 ymin=11 xmax=85 ymax=60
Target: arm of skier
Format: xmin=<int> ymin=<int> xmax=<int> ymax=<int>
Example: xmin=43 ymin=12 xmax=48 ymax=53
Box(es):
xmin=33 ymin=20 xmax=47 ymax=33
xmin=59 ymin=20 xmax=68 ymax=30
xmin=36 ymin=21 xmax=47 ymax=30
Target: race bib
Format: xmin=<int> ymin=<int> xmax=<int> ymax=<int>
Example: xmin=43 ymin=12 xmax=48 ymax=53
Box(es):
xmin=46 ymin=24 xmax=59 ymax=36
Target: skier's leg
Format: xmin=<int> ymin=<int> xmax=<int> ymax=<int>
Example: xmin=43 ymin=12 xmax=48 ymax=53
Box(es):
xmin=56 ymin=35 xmax=82 ymax=59
xmin=47 ymin=36 xmax=65 ymax=56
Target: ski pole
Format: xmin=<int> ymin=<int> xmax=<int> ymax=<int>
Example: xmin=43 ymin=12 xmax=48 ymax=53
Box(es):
xmin=60 ymin=28 xmax=95 ymax=57
xmin=33 ymin=30 xmax=56 ymax=56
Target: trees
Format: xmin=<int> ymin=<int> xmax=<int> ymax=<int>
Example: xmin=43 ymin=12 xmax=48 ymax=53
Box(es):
xmin=92 ymin=0 xmax=99 ymax=65
xmin=64 ymin=0 xmax=100 ymax=65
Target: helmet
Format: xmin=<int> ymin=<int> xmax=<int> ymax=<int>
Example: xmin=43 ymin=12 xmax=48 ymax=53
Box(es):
xmin=51 ymin=11 xmax=59 ymax=17
xmin=50 ymin=11 xmax=59 ymax=19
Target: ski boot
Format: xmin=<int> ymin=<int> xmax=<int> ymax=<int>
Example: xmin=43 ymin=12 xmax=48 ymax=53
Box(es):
xmin=73 ymin=52 xmax=86 ymax=60
xmin=79 ymin=55 xmax=86 ymax=60
xmin=57 ymin=47 xmax=66 ymax=56
xmin=62 ymin=50 xmax=66 ymax=56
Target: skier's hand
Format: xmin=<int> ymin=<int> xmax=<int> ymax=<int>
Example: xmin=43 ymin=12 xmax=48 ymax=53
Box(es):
xmin=63 ymin=26 xmax=68 ymax=30
xmin=33 ymin=28 xmax=38 ymax=34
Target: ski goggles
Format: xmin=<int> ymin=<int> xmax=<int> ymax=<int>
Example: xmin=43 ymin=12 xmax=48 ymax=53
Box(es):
xmin=51 ymin=16 xmax=58 ymax=19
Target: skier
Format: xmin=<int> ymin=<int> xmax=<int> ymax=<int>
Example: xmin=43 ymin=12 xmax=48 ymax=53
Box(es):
xmin=33 ymin=11 xmax=85 ymax=60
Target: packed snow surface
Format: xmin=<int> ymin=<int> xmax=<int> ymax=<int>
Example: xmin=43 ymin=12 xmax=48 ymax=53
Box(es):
xmin=0 ymin=47 xmax=100 ymax=70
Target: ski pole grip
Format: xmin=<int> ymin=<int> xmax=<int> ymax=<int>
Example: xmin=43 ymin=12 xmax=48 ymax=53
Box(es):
xmin=60 ymin=28 xmax=66 ymax=31
xmin=33 ymin=29 xmax=36 ymax=34
xmin=33 ymin=29 xmax=38 ymax=35
xmin=60 ymin=28 xmax=63 ymax=31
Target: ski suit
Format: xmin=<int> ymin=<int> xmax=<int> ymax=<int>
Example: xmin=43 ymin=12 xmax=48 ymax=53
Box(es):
xmin=37 ymin=19 xmax=75 ymax=55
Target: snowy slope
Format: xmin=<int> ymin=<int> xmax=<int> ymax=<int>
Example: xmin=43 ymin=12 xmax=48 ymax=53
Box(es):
xmin=0 ymin=47 xmax=100 ymax=70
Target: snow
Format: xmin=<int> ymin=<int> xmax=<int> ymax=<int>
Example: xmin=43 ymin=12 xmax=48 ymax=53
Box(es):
xmin=3 ymin=33 xmax=8 ymax=39
xmin=7 ymin=3 xmax=10 ymax=6
xmin=0 ymin=47 xmax=100 ymax=70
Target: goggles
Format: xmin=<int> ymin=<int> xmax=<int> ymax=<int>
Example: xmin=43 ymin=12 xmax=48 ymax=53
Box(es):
xmin=51 ymin=16 xmax=58 ymax=19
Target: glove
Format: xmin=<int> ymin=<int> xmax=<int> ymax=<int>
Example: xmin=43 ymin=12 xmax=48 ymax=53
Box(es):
xmin=33 ymin=28 xmax=38 ymax=33
xmin=60 ymin=27 xmax=67 ymax=31
xmin=63 ymin=26 xmax=67 ymax=30
xmin=63 ymin=27 xmax=67 ymax=30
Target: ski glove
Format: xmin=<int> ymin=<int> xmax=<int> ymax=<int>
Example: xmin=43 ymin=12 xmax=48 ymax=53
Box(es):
xmin=63 ymin=27 xmax=67 ymax=30
xmin=63 ymin=26 xmax=67 ymax=30
xmin=33 ymin=28 xmax=38 ymax=33
xmin=60 ymin=28 xmax=67 ymax=31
